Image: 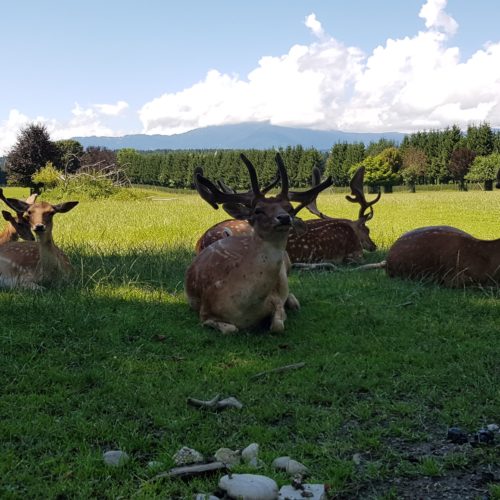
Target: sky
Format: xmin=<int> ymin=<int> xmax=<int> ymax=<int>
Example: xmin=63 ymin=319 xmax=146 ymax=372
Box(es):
xmin=1 ymin=0 xmax=500 ymax=154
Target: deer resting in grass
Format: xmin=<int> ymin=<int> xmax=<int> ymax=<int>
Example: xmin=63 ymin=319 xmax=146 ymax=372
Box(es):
xmin=0 ymin=195 xmax=78 ymax=289
xmin=285 ymin=166 xmax=380 ymax=263
xmin=0 ymin=189 xmax=37 ymax=244
xmin=185 ymin=153 xmax=332 ymax=333
xmin=385 ymin=226 xmax=500 ymax=287
xmin=195 ymin=166 xmax=380 ymax=265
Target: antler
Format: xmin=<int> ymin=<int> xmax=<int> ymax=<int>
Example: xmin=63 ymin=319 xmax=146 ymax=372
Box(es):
xmin=345 ymin=167 xmax=381 ymax=221
xmin=289 ymin=167 xmax=331 ymax=219
xmin=193 ymin=155 xmax=264 ymax=210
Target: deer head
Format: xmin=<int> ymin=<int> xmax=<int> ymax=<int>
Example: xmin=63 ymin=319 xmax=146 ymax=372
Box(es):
xmin=0 ymin=189 xmax=38 ymax=242
xmin=194 ymin=153 xmax=333 ymax=242
xmin=300 ymin=166 xmax=380 ymax=252
xmin=0 ymin=194 xmax=78 ymax=244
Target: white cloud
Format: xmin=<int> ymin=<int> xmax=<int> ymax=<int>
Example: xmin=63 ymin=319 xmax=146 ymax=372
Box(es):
xmin=0 ymin=102 xmax=127 ymax=155
xmin=93 ymin=100 xmax=129 ymax=116
xmin=0 ymin=110 xmax=31 ymax=157
xmin=140 ymin=0 xmax=500 ymax=135
xmin=419 ymin=0 xmax=458 ymax=35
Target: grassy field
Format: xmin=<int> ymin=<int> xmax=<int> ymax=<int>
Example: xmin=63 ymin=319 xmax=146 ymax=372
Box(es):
xmin=0 ymin=187 xmax=499 ymax=499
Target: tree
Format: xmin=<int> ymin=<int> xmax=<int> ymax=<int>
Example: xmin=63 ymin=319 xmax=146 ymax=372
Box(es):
xmin=365 ymin=138 xmax=396 ymax=157
xmin=448 ymin=147 xmax=476 ymax=190
xmin=466 ymin=123 xmax=493 ymax=156
xmin=350 ymin=147 xmax=402 ymax=192
xmin=5 ymin=123 xmax=59 ymax=186
xmin=401 ymin=147 xmax=428 ymax=192
xmin=465 ymin=153 xmax=500 ymax=190
xmin=55 ymin=139 xmax=84 ymax=174
xmin=80 ymin=146 xmax=117 ymax=168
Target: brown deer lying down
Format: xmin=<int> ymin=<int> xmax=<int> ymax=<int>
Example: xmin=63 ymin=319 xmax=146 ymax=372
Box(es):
xmin=386 ymin=226 xmax=500 ymax=287
xmin=286 ymin=166 xmax=380 ymax=263
xmin=195 ymin=166 xmax=380 ymax=264
xmin=0 ymin=195 xmax=78 ymax=289
xmin=0 ymin=189 xmax=37 ymax=244
xmin=185 ymin=153 xmax=332 ymax=333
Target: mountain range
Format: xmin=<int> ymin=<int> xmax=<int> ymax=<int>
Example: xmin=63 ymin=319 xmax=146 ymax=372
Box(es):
xmin=74 ymin=122 xmax=405 ymax=151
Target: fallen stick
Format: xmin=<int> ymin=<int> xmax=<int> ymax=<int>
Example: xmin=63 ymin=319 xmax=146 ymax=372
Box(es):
xmin=292 ymin=262 xmax=338 ymax=271
xmin=250 ymin=362 xmax=306 ymax=380
xmin=187 ymin=394 xmax=243 ymax=410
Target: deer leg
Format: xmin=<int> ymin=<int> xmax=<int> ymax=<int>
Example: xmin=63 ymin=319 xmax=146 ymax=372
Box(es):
xmin=285 ymin=293 xmax=300 ymax=310
xmin=268 ymin=297 xmax=287 ymax=333
xmin=202 ymin=319 xmax=239 ymax=334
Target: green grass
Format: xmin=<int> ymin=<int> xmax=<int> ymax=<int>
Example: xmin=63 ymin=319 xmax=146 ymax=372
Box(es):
xmin=0 ymin=187 xmax=499 ymax=498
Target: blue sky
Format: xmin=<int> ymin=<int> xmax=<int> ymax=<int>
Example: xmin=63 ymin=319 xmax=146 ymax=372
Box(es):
xmin=1 ymin=0 xmax=500 ymax=153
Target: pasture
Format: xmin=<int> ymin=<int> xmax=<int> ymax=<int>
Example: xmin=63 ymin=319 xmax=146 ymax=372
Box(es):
xmin=0 ymin=187 xmax=499 ymax=499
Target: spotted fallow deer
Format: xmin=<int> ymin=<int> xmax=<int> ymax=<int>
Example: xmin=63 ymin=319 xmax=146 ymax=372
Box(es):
xmin=195 ymin=166 xmax=381 ymax=264
xmin=385 ymin=226 xmax=500 ymax=287
xmin=185 ymin=153 xmax=333 ymax=333
xmin=0 ymin=189 xmax=37 ymax=245
xmin=0 ymin=195 xmax=78 ymax=289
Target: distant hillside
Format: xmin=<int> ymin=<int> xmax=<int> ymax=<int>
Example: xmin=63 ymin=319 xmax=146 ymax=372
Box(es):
xmin=74 ymin=122 xmax=405 ymax=150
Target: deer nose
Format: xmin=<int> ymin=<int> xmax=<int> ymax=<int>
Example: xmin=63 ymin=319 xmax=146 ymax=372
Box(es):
xmin=33 ymin=224 xmax=46 ymax=232
xmin=276 ymin=214 xmax=292 ymax=226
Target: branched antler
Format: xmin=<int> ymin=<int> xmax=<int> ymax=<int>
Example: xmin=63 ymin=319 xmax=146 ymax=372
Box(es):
xmin=345 ymin=167 xmax=381 ymax=220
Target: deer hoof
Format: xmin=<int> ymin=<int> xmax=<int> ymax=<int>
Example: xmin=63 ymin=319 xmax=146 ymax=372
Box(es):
xmin=202 ymin=319 xmax=238 ymax=335
xmin=285 ymin=293 xmax=300 ymax=310
xmin=270 ymin=318 xmax=285 ymax=333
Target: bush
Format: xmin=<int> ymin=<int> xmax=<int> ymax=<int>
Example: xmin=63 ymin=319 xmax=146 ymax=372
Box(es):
xmin=32 ymin=162 xmax=63 ymax=189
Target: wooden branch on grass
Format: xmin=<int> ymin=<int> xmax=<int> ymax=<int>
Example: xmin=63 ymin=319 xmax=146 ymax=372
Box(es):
xmin=187 ymin=394 xmax=243 ymax=410
xmin=250 ymin=362 xmax=306 ymax=380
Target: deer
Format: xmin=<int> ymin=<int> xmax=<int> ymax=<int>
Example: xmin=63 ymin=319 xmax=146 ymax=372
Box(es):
xmin=385 ymin=226 xmax=500 ymax=287
xmin=195 ymin=166 xmax=381 ymax=265
xmin=0 ymin=189 xmax=37 ymax=245
xmin=185 ymin=153 xmax=333 ymax=334
xmin=0 ymin=194 xmax=78 ymax=289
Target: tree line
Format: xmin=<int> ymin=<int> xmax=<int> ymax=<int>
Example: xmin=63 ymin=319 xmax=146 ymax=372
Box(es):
xmin=2 ymin=122 xmax=500 ymax=191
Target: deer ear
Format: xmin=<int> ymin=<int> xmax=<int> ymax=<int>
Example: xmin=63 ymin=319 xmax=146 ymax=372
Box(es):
xmin=25 ymin=193 xmax=38 ymax=204
xmin=53 ymin=201 xmax=79 ymax=213
xmin=221 ymin=203 xmax=253 ymax=220
xmin=2 ymin=198 xmax=29 ymax=213
xmin=2 ymin=210 xmax=14 ymax=222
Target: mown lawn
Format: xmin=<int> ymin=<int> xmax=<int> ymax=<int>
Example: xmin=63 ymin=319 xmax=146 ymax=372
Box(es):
xmin=0 ymin=187 xmax=499 ymax=499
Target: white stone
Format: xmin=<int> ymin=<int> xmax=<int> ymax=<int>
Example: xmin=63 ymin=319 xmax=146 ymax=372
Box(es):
xmin=214 ymin=447 xmax=241 ymax=466
xmin=272 ymin=456 xmax=291 ymax=470
xmin=242 ymin=443 xmax=259 ymax=463
xmin=103 ymin=450 xmax=129 ymax=467
xmin=487 ymin=423 xmax=499 ymax=432
xmin=219 ymin=473 xmax=279 ymax=500
xmin=278 ymin=484 xmax=326 ymax=499
xmin=172 ymin=446 xmax=204 ymax=465
xmin=285 ymin=459 xmax=308 ymax=475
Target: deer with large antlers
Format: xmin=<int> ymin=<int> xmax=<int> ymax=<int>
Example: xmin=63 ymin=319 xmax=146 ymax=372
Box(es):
xmin=385 ymin=226 xmax=500 ymax=287
xmin=0 ymin=189 xmax=37 ymax=245
xmin=185 ymin=153 xmax=333 ymax=333
xmin=0 ymin=195 xmax=78 ymax=289
xmin=195 ymin=166 xmax=381 ymax=265
xmin=285 ymin=166 xmax=381 ymax=263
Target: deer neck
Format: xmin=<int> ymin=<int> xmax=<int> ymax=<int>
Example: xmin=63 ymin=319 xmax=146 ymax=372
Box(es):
xmin=253 ymin=230 xmax=290 ymax=265
xmin=0 ymin=224 xmax=18 ymax=244
xmin=36 ymin=231 xmax=65 ymax=279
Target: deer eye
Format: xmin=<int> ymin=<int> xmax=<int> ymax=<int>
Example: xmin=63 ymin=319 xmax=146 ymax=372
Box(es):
xmin=254 ymin=208 xmax=265 ymax=215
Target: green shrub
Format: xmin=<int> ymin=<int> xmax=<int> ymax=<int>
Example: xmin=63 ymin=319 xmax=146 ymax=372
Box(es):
xmin=32 ymin=162 xmax=63 ymax=189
